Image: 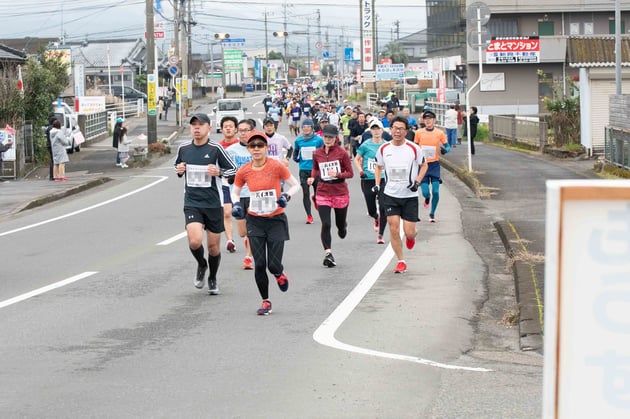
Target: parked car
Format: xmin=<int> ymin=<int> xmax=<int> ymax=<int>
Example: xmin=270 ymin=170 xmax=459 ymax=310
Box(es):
xmin=110 ymin=85 xmax=148 ymax=102
xmin=213 ymin=99 xmax=247 ymax=133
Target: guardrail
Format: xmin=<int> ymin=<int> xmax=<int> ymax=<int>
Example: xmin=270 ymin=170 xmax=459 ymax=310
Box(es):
xmin=605 ymin=127 xmax=630 ymax=170
xmin=488 ymin=115 xmax=547 ymax=151
xmin=78 ymin=112 xmax=108 ymax=141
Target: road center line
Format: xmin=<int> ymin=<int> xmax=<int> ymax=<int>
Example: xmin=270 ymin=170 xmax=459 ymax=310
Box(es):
xmin=312 ymin=244 xmax=493 ymax=372
xmin=0 ymin=176 xmax=168 ymax=238
xmin=0 ymin=271 xmax=98 ymax=309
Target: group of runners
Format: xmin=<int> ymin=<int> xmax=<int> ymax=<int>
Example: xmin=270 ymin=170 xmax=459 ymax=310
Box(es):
xmin=174 ymin=98 xmax=451 ymax=315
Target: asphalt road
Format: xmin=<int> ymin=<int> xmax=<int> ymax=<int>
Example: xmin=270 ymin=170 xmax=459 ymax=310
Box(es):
xmin=0 ymin=94 xmax=545 ymax=417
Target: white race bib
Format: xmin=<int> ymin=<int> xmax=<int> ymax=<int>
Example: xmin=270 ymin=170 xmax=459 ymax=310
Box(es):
xmin=300 ymin=146 xmax=316 ymax=160
xmin=186 ymin=164 xmax=212 ymax=187
xmin=249 ymin=189 xmax=279 ymax=215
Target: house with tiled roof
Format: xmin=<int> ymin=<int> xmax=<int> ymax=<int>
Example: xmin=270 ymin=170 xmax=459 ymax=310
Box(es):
xmin=0 ymin=44 xmax=27 ymax=65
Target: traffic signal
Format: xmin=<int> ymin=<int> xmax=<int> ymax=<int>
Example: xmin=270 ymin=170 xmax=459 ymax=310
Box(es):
xmin=273 ymin=32 xmax=288 ymax=38
xmin=214 ymin=33 xmax=230 ymax=39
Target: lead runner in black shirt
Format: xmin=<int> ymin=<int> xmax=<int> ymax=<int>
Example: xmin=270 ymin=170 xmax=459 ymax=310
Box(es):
xmin=175 ymin=113 xmax=237 ymax=295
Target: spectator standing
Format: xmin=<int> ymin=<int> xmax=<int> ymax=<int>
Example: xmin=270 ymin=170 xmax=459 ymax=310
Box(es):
xmin=117 ymin=127 xmax=132 ymax=168
xmin=444 ymin=104 xmax=458 ymax=148
xmin=45 ymin=117 xmax=56 ymax=180
xmin=464 ymin=106 xmax=480 ymax=155
xmin=112 ymin=117 xmax=124 ymax=166
xmin=50 ymin=119 xmax=70 ymax=181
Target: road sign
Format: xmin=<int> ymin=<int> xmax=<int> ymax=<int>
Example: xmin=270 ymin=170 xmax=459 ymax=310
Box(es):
xmin=315 ymin=41 xmax=323 ymax=49
xmin=221 ymin=38 xmax=246 ymax=47
xmin=322 ymin=50 xmax=330 ymax=58
xmin=168 ymin=55 xmax=178 ymax=65
xmin=168 ymin=65 xmax=179 ymax=76
xmin=145 ymin=31 xmax=165 ymax=39
xmin=376 ymin=63 xmax=405 ymax=80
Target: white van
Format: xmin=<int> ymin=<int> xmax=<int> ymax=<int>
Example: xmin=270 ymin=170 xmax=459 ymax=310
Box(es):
xmin=213 ymin=99 xmax=247 ymax=133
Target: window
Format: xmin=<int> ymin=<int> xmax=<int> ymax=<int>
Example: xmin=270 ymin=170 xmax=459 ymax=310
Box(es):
xmin=570 ymin=23 xmax=580 ymax=35
xmin=584 ymin=22 xmax=594 ymax=35
xmin=538 ymin=21 xmax=554 ymax=36
xmin=609 ymin=19 xmax=626 ymax=34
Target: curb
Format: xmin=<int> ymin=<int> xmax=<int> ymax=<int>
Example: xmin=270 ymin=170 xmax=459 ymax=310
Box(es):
xmin=20 ymin=178 xmax=112 ymax=213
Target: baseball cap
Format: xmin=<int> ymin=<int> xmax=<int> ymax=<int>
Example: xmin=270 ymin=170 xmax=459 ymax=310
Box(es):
xmin=344 ymin=105 xmax=353 ymax=110
xmin=322 ymin=124 xmax=339 ymax=137
xmin=189 ymin=113 xmax=211 ymax=124
xmin=263 ymin=117 xmax=275 ymax=125
xmin=422 ymin=110 xmax=436 ymax=119
xmin=116 ymin=117 xmax=124 ymax=123
xmin=369 ymin=119 xmax=384 ymax=129
xmin=320 ymin=114 xmax=329 ymax=122
xmin=246 ymin=130 xmax=268 ymax=144
xmin=302 ymin=119 xmax=314 ymax=127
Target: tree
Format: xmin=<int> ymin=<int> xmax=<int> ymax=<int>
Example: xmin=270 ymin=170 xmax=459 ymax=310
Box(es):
xmin=268 ymin=50 xmax=284 ymax=61
xmin=379 ymin=41 xmax=408 ymax=65
xmin=538 ymin=70 xmax=580 ymax=148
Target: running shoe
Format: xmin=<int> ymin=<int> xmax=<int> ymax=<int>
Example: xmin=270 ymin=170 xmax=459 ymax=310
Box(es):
xmin=195 ymin=262 xmax=208 ymax=289
xmin=256 ymin=300 xmax=272 ymax=316
xmin=323 ymin=252 xmax=336 ymax=268
xmin=423 ymin=197 xmax=430 ymax=209
xmin=373 ymin=218 xmax=379 ymax=233
xmin=405 ymin=236 xmax=416 ymax=250
xmin=243 ymin=256 xmax=254 ymax=270
xmin=306 ymin=215 xmax=314 ymax=224
xmin=276 ymin=272 xmax=289 ymax=292
xmin=226 ymin=239 xmax=236 ymax=253
xmin=429 ymin=215 xmax=436 ymax=223
xmin=311 ymin=194 xmax=319 ymax=211
xmin=394 ymin=260 xmax=407 ymax=273
xmin=208 ymin=277 xmax=220 ymax=295
xmin=377 ymin=235 xmax=385 ymax=244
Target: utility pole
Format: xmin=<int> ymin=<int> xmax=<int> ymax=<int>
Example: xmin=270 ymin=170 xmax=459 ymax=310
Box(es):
xmin=394 ymin=20 xmax=400 ymax=40
xmin=283 ymin=1 xmax=288 ymax=74
xmin=145 ymin=0 xmax=157 ymax=144
xmin=264 ymin=9 xmax=269 ymax=90
xmin=173 ymin=0 xmax=180 ymax=122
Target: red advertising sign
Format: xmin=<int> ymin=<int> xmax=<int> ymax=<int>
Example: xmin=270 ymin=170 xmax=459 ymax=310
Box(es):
xmin=486 ymin=37 xmax=540 ymax=64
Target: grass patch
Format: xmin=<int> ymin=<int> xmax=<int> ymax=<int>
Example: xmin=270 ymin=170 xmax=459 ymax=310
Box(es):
xmin=499 ymin=309 xmax=520 ymax=327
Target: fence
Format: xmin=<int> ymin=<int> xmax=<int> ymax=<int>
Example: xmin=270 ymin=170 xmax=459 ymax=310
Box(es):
xmin=78 ymin=112 xmax=108 ymax=141
xmin=605 ymin=127 xmax=630 ymax=170
xmin=488 ymin=115 xmax=548 ymax=150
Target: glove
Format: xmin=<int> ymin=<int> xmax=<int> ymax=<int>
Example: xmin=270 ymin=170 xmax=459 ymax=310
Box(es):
xmin=371 ymin=184 xmax=380 ymax=193
xmin=231 ymin=203 xmax=244 ymax=219
xmin=227 ymin=175 xmax=235 ymax=185
xmin=408 ymin=181 xmax=420 ymax=192
xmin=276 ymin=193 xmax=290 ymax=208
xmin=440 ymin=146 xmax=447 ymax=155
xmin=359 ymin=171 xmax=367 ymax=179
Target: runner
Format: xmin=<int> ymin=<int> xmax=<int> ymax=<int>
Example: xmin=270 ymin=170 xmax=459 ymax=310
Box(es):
xmin=414 ymin=110 xmax=450 ymax=223
xmin=292 ymin=119 xmax=324 ymax=224
xmin=262 ymin=117 xmax=292 ymax=165
xmin=218 ymin=116 xmax=239 ymax=254
xmin=373 ymin=116 xmax=428 ymax=274
xmin=308 ymin=124 xmax=353 ymax=267
xmin=231 ymin=130 xmax=301 ymax=315
xmin=174 ymin=113 xmax=237 ymax=294
xmin=354 ymin=118 xmax=387 ymax=244
xmin=226 ymin=119 xmax=256 ymax=269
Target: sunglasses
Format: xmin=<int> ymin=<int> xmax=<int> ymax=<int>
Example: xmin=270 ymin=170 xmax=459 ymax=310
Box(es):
xmin=247 ymin=142 xmax=266 ymax=149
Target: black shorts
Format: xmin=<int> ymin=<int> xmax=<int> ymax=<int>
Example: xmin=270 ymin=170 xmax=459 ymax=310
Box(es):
xmin=382 ymin=194 xmax=419 ymax=222
xmin=183 ymin=206 xmax=225 ymax=233
xmin=222 ymin=185 xmax=232 ymax=205
xmin=245 ymin=212 xmax=290 ymax=241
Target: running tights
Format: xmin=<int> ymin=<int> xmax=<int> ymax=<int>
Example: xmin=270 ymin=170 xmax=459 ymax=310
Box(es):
xmin=421 ymin=181 xmax=440 ymax=216
xmin=248 ymin=236 xmax=285 ymax=300
xmin=317 ymin=205 xmax=348 ymax=250
xmin=360 ymin=179 xmax=387 ymax=236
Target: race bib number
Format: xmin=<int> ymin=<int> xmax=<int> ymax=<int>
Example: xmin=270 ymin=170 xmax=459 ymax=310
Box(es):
xmin=388 ymin=165 xmax=408 ymax=182
xmin=249 ymin=189 xmax=278 ymax=215
xmin=300 ymin=146 xmax=316 ymax=161
xmin=422 ymin=145 xmax=436 ymax=160
xmin=186 ymin=164 xmax=213 ymax=187
xmin=367 ymin=158 xmax=377 ymax=173
xmin=319 ymin=160 xmax=341 ymax=181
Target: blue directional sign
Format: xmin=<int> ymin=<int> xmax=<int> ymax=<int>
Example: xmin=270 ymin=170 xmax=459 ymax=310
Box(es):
xmin=221 ymin=38 xmax=246 ymax=47
xmin=344 ymin=47 xmax=360 ymax=62
xmin=322 ymin=50 xmax=330 ymax=58
xmin=168 ymin=65 xmax=179 ymax=76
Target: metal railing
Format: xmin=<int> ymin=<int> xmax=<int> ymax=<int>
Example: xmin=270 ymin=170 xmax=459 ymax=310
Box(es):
xmin=78 ymin=112 xmax=108 ymax=141
xmin=488 ymin=115 xmax=547 ymax=150
xmin=605 ymin=127 xmax=630 ymax=170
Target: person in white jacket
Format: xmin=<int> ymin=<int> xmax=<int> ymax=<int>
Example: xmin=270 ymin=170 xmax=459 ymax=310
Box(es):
xmin=444 ymin=104 xmax=459 ymax=148
xmin=50 ymin=119 xmax=70 ymax=181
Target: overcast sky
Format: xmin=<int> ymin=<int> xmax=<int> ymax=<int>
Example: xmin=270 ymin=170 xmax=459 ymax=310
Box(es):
xmin=1 ymin=0 xmax=425 ymax=56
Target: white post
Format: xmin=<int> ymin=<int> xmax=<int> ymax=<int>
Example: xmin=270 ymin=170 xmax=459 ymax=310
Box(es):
xmin=107 ymin=44 xmax=112 ymax=95
xmin=465 ymin=7 xmax=484 ymax=173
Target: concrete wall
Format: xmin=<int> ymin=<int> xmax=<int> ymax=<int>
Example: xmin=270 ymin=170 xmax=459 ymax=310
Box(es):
xmin=609 ymin=94 xmax=630 ymax=130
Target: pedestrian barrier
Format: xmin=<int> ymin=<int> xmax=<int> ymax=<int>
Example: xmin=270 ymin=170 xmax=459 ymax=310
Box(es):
xmin=605 ymin=127 xmax=630 ymax=170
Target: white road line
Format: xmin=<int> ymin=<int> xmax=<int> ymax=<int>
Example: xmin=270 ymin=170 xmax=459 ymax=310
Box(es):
xmin=157 ymin=231 xmax=187 ymax=246
xmin=0 ymin=271 xmax=98 ymax=309
xmin=313 ymin=244 xmax=493 ymax=372
xmin=0 ymin=176 xmax=168 ymax=238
